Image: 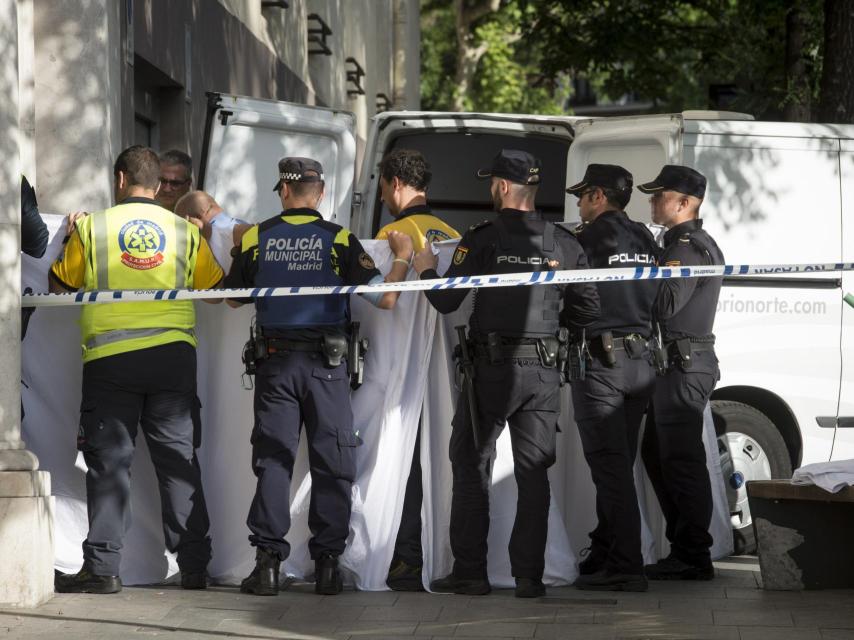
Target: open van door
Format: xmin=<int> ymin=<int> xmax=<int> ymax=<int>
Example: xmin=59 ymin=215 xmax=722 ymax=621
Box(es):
xmin=198 ymin=93 xmax=357 ymax=226
xmin=351 ymin=111 xmax=584 ymax=239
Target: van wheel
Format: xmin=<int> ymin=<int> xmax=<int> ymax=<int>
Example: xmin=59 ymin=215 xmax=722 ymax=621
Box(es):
xmin=711 ymin=400 xmax=792 ymax=555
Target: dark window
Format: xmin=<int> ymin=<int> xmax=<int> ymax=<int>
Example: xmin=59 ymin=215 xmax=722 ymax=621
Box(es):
xmin=372 ymin=131 xmax=570 ymax=236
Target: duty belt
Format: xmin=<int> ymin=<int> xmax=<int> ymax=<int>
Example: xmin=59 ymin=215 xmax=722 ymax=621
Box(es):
xmin=602 ymin=334 xmax=649 ymax=350
xmin=265 ymin=338 xmax=324 ymax=354
xmin=474 ymin=344 xmax=541 ymax=360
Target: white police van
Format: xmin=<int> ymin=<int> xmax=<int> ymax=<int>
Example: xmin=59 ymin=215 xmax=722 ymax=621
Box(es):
xmin=199 ymin=93 xmax=854 ymax=553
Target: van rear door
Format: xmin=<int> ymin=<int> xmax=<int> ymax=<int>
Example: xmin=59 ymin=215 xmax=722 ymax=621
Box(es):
xmin=351 ymin=112 xmax=582 ymax=239
xmin=199 ymin=93 xmax=357 ymax=226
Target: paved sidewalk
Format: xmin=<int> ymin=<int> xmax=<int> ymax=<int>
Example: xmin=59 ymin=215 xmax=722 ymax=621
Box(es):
xmin=1 ymin=558 xmax=852 ymax=639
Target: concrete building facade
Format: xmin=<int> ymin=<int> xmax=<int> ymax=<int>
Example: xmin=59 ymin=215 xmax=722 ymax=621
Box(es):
xmin=0 ymin=0 xmax=420 ymax=607
xmin=28 ymin=0 xmax=421 ymax=215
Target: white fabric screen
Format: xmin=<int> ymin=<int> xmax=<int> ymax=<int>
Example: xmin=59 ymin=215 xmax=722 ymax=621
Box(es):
xmin=22 ymin=215 xmax=732 ymax=589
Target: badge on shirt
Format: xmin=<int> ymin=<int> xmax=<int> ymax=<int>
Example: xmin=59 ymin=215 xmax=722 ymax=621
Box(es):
xmin=426 ymin=229 xmax=452 ymax=243
xmin=665 ymin=260 xmax=681 ymax=266
xmin=453 ymin=246 xmax=469 ymax=265
xmin=358 ymin=252 xmax=376 ymax=270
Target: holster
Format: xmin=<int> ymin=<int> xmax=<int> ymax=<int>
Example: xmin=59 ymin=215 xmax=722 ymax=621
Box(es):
xmin=567 ymin=329 xmax=589 ymax=382
xmin=241 ymin=322 xmax=267 ymax=387
xmin=347 ymin=322 xmax=369 ymax=390
xmin=598 ymin=331 xmax=617 ymax=367
xmin=321 ymin=333 xmax=348 ymax=368
xmin=536 ymin=336 xmax=559 ymax=368
xmin=651 ymin=336 xmax=668 ymax=376
xmin=674 ymin=337 xmax=694 ymax=370
xmin=556 ymin=327 xmax=570 ymax=385
xmin=623 ymin=334 xmax=648 ymax=360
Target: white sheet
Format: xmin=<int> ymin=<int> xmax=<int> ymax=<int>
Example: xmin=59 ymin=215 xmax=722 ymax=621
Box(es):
xmin=22 ymin=214 xmax=731 ymax=589
xmin=793 ymin=459 xmax=854 ymax=493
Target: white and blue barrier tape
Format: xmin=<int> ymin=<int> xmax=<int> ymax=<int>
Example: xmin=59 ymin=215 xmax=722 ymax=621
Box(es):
xmin=22 ymin=262 xmax=852 ymax=308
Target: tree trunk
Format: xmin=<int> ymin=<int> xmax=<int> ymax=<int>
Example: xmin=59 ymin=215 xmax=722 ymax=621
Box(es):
xmin=817 ymin=0 xmax=854 ymax=123
xmin=784 ymin=2 xmax=812 ymax=122
xmin=451 ymin=0 xmax=500 ymax=112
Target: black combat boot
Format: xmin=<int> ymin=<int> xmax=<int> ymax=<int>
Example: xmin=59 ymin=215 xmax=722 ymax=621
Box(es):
xmin=240 ymin=547 xmax=280 ymax=596
xmin=55 ymin=568 xmax=122 ymax=594
xmin=181 ymin=571 xmax=208 ymax=590
xmin=315 ymin=553 xmax=343 ymax=595
xmin=514 ymin=577 xmax=546 ymax=598
xmin=429 ymin=573 xmax=491 ymax=595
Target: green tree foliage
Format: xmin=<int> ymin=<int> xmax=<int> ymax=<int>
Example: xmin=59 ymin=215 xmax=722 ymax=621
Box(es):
xmin=422 ymin=0 xmax=842 ymax=121
xmin=520 ymin=0 xmax=826 ymax=119
xmin=421 ymin=0 xmax=566 ymax=113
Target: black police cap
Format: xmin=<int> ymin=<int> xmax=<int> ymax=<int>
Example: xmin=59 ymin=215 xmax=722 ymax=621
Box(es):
xmin=566 ymin=164 xmax=633 ymax=195
xmin=476 ymin=149 xmax=541 ymax=185
xmin=272 ymin=157 xmax=325 ymax=191
xmin=638 ymin=165 xmax=706 ymax=199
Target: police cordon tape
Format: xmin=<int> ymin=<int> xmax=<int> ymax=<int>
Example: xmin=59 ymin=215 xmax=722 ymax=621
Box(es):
xmin=21 ymin=262 xmax=853 ymax=307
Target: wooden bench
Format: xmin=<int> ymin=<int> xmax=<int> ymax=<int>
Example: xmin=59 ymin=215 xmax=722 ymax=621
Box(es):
xmin=747 ymin=479 xmax=854 ymax=590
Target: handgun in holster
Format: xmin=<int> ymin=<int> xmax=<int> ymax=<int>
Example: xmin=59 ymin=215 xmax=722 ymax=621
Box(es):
xmin=241 ymin=320 xmax=267 ymax=389
xmin=536 ymin=335 xmax=559 ymax=368
xmin=346 ymin=321 xmax=369 ymax=390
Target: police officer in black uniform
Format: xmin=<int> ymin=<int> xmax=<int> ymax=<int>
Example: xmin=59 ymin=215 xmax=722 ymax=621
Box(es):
xmin=565 ymin=164 xmax=660 ymax=592
xmin=411 ymin=149 xmax=600 ymax=598
xmin=225 ymin=157 xmax=413 ymax=596
xmin=638 ymin=165 xmax=724 ymax=581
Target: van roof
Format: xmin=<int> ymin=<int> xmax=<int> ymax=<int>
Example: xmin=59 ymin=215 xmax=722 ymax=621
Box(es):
xmin=374 ymin=110 xmax=854 ymax=140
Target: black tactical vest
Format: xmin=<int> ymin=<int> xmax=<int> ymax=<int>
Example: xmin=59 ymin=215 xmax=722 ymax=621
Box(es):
xmin=663 ymin=228 xmax=725 ymax=340
xmin=470 ymin=218 xmax=562 ymax=339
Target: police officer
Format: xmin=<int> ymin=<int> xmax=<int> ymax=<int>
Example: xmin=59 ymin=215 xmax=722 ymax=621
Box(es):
xmin=412 ymin=149 xmax=600 ymax=598
xmin=566 ymin=165 xmax=660 ymax=592
xmin=375 ymin=148 xmax=461 ymax=591
xmin=50 ymin=145 xmax=222 ymax=593
xmin=638 ymin=165 xmax=724 ymax=581
xmin=225 ymin=157 xmax=413 ymax=596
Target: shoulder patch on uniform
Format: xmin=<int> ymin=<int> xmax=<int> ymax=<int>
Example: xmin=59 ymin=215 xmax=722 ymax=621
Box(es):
xmin=468 ymin=219 xmax=492 ymax=232
xmin=425 ymin=229 xmax=452 ymax=243
xmin=453 ymin=246 xmax=469 ymax=265
xmin=358 ymin=252 xmax=375 ymax=270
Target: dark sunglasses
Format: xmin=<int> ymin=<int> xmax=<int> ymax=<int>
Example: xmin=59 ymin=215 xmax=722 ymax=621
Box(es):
xmin=160 ymin=177 xmax=190 ymax=188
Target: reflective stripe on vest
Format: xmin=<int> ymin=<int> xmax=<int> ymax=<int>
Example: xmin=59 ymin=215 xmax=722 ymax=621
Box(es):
xmin=84 ymin=327 xmax=196 ymax=350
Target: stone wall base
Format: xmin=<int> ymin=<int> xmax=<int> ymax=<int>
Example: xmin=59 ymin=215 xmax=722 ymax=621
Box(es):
xmin=0 ymin=471 xmax=54 ymax=607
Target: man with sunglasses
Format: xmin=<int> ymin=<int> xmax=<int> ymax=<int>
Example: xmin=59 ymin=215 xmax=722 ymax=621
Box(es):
xmin=566 ymin=164 xmax=660 ymax=592
xmin=156 ymin=149 xmax=193 ymax=212
xmin=639 ymin=165 xmax=724 ymax=581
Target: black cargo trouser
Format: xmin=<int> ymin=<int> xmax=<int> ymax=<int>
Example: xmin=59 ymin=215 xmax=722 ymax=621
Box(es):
xmin=78 ymin=342 xmax=211 ymax=577
xmin=248 ymin=351 xmax=359 ymax=561
xmin=642 ymin=348 xmax=719 ymax=565
xmin=393 ymin=421 xmax=423 ymax=567
xmin=449 ymin=358 xmax=561 ymax=581
xmin=571 ymin=347 xmax=655 ymax=575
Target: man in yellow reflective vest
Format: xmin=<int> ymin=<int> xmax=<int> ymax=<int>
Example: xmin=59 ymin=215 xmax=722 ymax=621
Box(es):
xmin=374 ymin=149 xmax=461 ymax=591
xmin=48 ymin=145 xmax=224 ymax=594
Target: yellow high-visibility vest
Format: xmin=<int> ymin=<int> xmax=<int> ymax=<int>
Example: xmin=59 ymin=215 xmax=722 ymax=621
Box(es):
xmin=76 ymin=201 xmax=200 ymax=362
